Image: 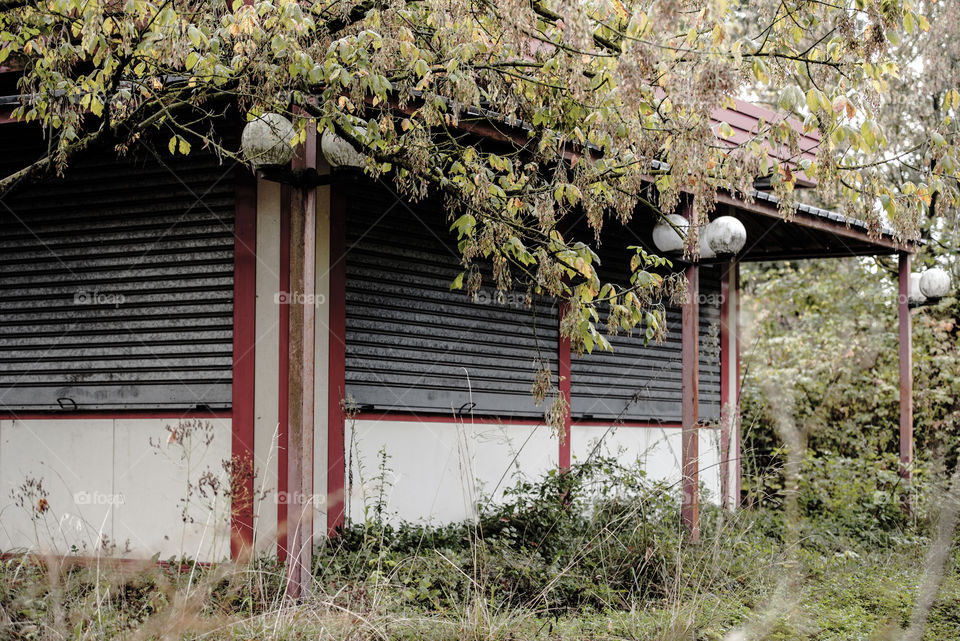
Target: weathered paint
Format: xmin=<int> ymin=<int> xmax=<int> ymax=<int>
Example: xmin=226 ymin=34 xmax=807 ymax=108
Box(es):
xmin=719 ymin=260 xmax=740 ymax=510
xmin=570 ymin=424 xmax=722 ymax=501
xmin=285 ymin=119 xmax=317 ymax=599
xmin=681 ymin=263 xmax=700 ymax=541
xmin=313 ymin=164 xmax=331 ymax=541
xmin=558 ymin=304 xmax=572 ymax=470
xmin=232 ymin=167 xmax=257 ymax=560
xmin=0 ymin=417 xmax=231 ymax=561
xmin=326 ymin=175 xmax=347 ymax=535
xmin=343 ymin=419 xmax=557 ymax=525
xmin=253 ymin=178 xmax=282 ymax=554
xmin=898 ymin=253 xmax=913 ymax=486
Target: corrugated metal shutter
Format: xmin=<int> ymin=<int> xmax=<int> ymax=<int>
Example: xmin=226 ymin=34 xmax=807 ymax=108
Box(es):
xmin=344 ymin=182 xmax=559 ymax=417
xmin=698 ymin=266 xmax=722 ymax=420
xmin=571 ymin=265 xmax=722 ymax=423
xmin=0 ymin=139 xmax=235 ymax=410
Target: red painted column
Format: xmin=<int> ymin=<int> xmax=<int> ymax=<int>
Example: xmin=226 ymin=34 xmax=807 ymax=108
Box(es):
xmin=719 ymin=259 xmax=740 ymax=510
xmin=733 ymin=260 xmax=742 ymax=505
xmin=276 ymin=186 xmax=290 ymax=561
xmin=898 ymin=253 xmax=913 ymax=488
xmin=326 ymin=178 xmax=347 ymax=536
xmin=681 ymin=262 xmax=700 ymax=541
xmin=719 ymin=261 xmax=731 ymax=510
xmin=558 ymin=304 xmax=572 ymax=470
xmin=231 ymin=168 xmax=257 ymax=562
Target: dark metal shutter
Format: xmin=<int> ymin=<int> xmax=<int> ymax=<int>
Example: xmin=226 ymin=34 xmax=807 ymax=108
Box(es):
xmin=698 ymin=266 xmax=722 ymax=420
xmin=344 ymin=182 xmax=559 ymax=417
xmin=0 ymin=142 xmax=235 ymax=410
xmin=571 ymin=265 xmax=722 ymax=422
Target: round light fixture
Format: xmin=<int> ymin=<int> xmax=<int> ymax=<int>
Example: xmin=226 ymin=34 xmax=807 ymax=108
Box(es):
xmin=652 ymin=213 xmax=689 ymax=254
xmin=704 ymin=216 xmax=747 ymax=256
xmin=321 ymin=130 xmax=364 ymax=168
xmin=699 ymin=232 xmax=716 ymax=259
xmin=919 ymin=267 xmax=951 ymax=300
xmin=909 ymin=273 xmax=927 ymax=306
xmin=241 ymin=113 xmax=296 ymax=167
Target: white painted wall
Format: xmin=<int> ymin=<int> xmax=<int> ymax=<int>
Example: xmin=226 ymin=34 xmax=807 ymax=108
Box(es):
xmin=571 ymin=424 xmax=722 ymax=503
xmin=253 ymin=178 xmax=282 ymax=552
xmin=344 ymin=419 xmax=558 ymax=525
xmin=0 ymin=418 xmax=232 ymax=561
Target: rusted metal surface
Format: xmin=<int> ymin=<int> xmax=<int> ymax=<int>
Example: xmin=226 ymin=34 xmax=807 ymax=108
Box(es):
xmin=898 ymin=253 xmax=913 ymax=492
xmin=681 ymin=262 xmax=700 ymax=541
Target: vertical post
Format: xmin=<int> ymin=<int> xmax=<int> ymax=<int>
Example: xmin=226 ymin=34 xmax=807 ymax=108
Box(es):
xmin=277 ymin=186 xmax=290 ymax=561
xmin=719 ymin=259 xmax=740 ymax=510
xmin=231 ymin=168 xmax=257 ymax=562
xmin=898 ymin=252 xmax=913 ymax=498
xmin=285 ymin=119 xmax=318 ymax=600
xmin=558 ymin=304 xmax=572 ymax=470
xmin=719 ymin=261 xmax=731 ymax=510
xmin=682 ymin=262 xmax=700 ymax=541
xmin=733 ymin=260 xmax=742 ymax=505
xmin=326 ymin=178 xmax=347 ymax=536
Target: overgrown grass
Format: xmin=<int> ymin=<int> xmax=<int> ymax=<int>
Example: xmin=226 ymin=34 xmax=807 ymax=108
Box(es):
xmin=1 ymin=456 xmax=958 ymax=640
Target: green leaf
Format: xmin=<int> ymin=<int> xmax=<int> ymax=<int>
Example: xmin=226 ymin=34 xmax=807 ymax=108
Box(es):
xmin=450 ymin=272 xmax=464 ymax=290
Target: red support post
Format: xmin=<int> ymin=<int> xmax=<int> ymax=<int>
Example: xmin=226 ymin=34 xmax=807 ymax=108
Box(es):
xmin=326 ymin=179 xmax=347 ymax=536
xmin=898 ymin=252 xmax=913 ymax=493
xmin=231 ymin=168 xmax=257 ymax=562
xmin=276 ymin=186 xmax=290 ymax=561
xmin=719 ymin=259 xmax=740 ymax=510
xmin=558 ymin=304 xmax=572 ymax=470
xmin=681 ymin=262 xmax=700 ymax=541
xmin=719 ymin=261 xmax=731 ymax=510
xmin=734 ymin=261 xmax=742 ymax=503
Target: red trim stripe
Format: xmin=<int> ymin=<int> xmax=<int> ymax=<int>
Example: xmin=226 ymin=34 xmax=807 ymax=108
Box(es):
xmin=719 ymin=261 xmax=732 ymax=508
xmin=231 ymin=168 xmax=257 ymax=561
xmin=558 ymin=304 xmax=572 ymax=470
xmin=734 ymin=261 xmax=742 ymax=504
xmin=327 ymin=181 xmax=347 ymax=536
xmin=0 ymin=410 xmax=231 ymax=420
xmin=349 ymin=411 xmax=683 ymax=430
xmin=276 ymin=185 xmax=291 ymax=561
xmin=681 ymin=262 xmax=700 ymax=541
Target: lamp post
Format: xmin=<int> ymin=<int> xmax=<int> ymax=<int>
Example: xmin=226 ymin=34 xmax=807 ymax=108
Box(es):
xmin=653 ymin=211 xmax=748 ymax=538
xmin=241 ymin=114 xmax=363 ymax=601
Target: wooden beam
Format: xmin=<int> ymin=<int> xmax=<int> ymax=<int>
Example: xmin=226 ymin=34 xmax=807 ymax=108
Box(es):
xmin=898 ymin=252 xmax=913 ymax=510
xmin=681 ymin=262 xmax=700 ymax=541
xmin=714 ymin=191 xmax=914 ymax=254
